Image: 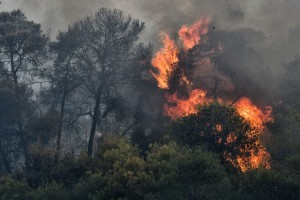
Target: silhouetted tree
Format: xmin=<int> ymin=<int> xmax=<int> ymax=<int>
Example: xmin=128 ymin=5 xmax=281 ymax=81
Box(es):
xmin=62 ymin=8 xmax=146 ymax=156
xmin=40 ymin=27 xmax=85 ymax=157
xmin=0 ymin=10 xmax=48 ymax=170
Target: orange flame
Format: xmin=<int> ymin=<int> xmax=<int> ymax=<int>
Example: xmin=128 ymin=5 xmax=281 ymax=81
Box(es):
xmin=179 ymin=18 xmax=211 ymax=50
xmin=163 ymin=89 xmax=273 ymax=172
xmin=234 ymin=99 xmax=272 ymax=172
xmin=225 ymin=132 xmax=237 ymax=145
xmin=163 ymin=89 xmax=212 ymax=118
xmin=234 ymin=97 xmax=273 ymax=132
xmin=151 ymin=32 xmax=179 ymax=89
xmin=215 ymin=124 xmax=223 ymax=133
xmin=151 ymin=19 xmax=273 ymax=172
xmin=151 ymin=19 xmax=210 ymax=89
xmin=236 ymin=146 xmax=271 ymax=172
xmin=163 ymin=90 xmax=273 ymax=128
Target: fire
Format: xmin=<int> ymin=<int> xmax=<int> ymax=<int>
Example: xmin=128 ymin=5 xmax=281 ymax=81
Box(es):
xmin=179 ymin=18 xmax=210 ymax=50
xmin=234 ymin=97 xmax=273 ymax=131
xmin=215 ymin=124 xmax=223 ymax=133
xmin=151 ymin=32 xmax=179 ymax=89
xmin=163 ymin=90 xmax=273 ymax=132
xmin=163 ymin=89 xmax=273 ymax=172
xmin=225 ymin=132 xmax=237 ymax=145
xmin=236 ymin=146 xmax=271 ymax=172
xmin=233 ymin=98 xmax=273 ymax=172
xmin=151 ymin=18 xmax=209 ymax=89
xmin=163 ymin=89 xmax=211 ymax=119
xmin=151 ymin=19 xmax=273 ymax=172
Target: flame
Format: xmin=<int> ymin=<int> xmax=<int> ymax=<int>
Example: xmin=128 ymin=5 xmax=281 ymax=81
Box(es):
xmin=179 ymin=18 xmax=210 ymax=50
xmin=163 ymin=89 xmax=272 ymax=172
xmin=151 ymin=32 xmax=179 ymax=89
xmin=215 ymin=124 xmax=223 ymax=133
xmin=236 ymin=145 xmax=271 ymax=172
xmin=234 ymin=97 xmax=273 ymax=131
xmin=163 ymin=89 xmax=212 ymax=119
xmin=163 ymin=90 xmax=273 ymax=130
xmin=151 ymin=19 xmax=210 ymax=89
xmin=225 ymin=132 xmax=237 ymax=145
xmin=151 ymin=20 xmax=273 ymax=172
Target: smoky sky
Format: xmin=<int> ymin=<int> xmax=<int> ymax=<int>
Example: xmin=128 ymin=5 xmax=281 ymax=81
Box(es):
xmin=1 ymin=0 xmax=299 ymax=56
xmin=1 ymin=0 xmax=299 ymax=40
xmin=1 ymin=0 xmax=300 ymax=100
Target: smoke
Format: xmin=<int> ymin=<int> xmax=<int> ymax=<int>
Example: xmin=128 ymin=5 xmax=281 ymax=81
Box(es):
xmin=1 ymin=0 xmax=300 ymax=100
xmin=0 ymin=0 xmax=299 ymax=39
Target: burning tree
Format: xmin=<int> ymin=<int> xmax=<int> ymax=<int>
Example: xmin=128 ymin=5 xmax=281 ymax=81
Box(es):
xmin=169 ymin=103 xmax=270 ymax=172
xmin=150 ymin=19 xmax=273 ymax=172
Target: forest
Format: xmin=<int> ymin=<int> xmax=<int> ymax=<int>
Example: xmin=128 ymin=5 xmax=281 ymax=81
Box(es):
xmin=0 ymin=6 xmax=300 ymax=200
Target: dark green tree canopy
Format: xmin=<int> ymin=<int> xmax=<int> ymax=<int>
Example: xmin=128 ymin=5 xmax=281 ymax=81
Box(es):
xmin=0 ymin=9 xmax=48 ymax=78
xmin=168 ymin=103 xmax=269 ymax=172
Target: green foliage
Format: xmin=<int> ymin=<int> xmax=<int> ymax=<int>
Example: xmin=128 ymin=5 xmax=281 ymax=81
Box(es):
xmin=168 ymin=103 xmax=264 ymax=172
xmin=1 ymin=6 xmax=300 ymax=200
xmin=95 ymin=135 xmax=151 ymax=200
xmin=234 ymin=169 xmax=300 ymax=200
xmin=0 ymin=10 xmax=48 ymax=64
xmin=0 ymin=177 xmax=31 ymax=200
xmin=26 ymin=146 xmax=96 ymax=187
xmin=286 ymin=153 xmax=300 ymax=174
xmin=146 ymin=143 xmax=231 ymax=200
xmin=30 ymin=182 xmax=70 ymax=200
xmin=1 ymin=136 xmax=300 ymax=200
xmin=50 ymin=153 xmax=95 ymax=187
xmin=266 ymin=105 xmax=300 ymax=166
xmin=169 ymin=103 xmax=251 ymax=147
xmin=71 ymin=173 xmax=105 ymax=200
xmin=26 ymin=143 xmax=57 ymax=187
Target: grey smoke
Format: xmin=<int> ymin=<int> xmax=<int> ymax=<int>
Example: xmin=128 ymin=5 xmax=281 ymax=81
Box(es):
xmin=1 ymin=0 xmax=300 ymax=101
xmin=1 ymin=0 xmax=299 ymax=41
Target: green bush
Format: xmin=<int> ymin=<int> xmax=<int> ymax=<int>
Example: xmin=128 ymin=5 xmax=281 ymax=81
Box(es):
xmin=96 ymin=135 xmax=152 ymax=200
xmin=0 ymin=177 xmax=31 ymax=200
xmin=30 ymin=182 xmax=70 ymax=200
xmin=145 ymin=143 xmax=231 ymax=200
xmin=71 ymin=173 xmax=105 ymax=200
xmin=234 ymin=169 xmax=300 ymax=200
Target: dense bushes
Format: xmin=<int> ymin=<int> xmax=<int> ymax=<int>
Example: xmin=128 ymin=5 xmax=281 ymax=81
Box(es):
xmin=1 ymin=136 xmax=299 ymax=200
xmin=0 ymin=137 xmax=232 ymax=200
xmin=1 ymin=102 xmax=300 ymax=199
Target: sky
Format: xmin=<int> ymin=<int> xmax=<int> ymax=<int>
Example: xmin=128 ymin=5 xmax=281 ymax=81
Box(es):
xmin=1 ymin=0 xmax=299 ymax=43
xmin=1 ymin=0 xmax=300 ymax=97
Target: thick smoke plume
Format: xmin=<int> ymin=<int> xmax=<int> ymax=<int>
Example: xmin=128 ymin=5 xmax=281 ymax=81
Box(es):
xmin=1 ymin=0 xmax=300 ymax=101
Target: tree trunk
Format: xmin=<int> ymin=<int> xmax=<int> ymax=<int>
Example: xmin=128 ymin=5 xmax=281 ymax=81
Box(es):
xmin=10 ymin=52 xmax=30 ymax=171
xmin=56 ymin=55 xmax=73 ymax=159
xmin=0 ymin=139 xmax=12 ymax=174
xmin=55 ymin=87 xmax=67 ymax=158
xmin=87 ymin=87 xmax=102 ymax=156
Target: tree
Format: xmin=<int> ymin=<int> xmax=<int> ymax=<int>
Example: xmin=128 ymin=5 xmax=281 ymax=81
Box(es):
xmin=168 ymin=103 xmax=270 ymax=172
xmin=0 ymin=10 xmax=48 ymax=170
xmin=95 ymin=135 xmax=150 ymax=200
xmin=234 ymin=169 xmax=300 ymax=200
xmin=145 ymin=143 xmax=230 ymax=200
xmin=0 ymin=79 xmax=17 ymax=174
xmin=40 ymin=26 xmax=85 ymax=157
xmin=0 ymin=76 xmax=35 ymax=174
xmin=0 ymin=177 xmax=31 ymax=200
xmin=0 ymin=10 xmax=48 ymax=85
xmin=64 ymin=8 xmax=146 ymax=156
